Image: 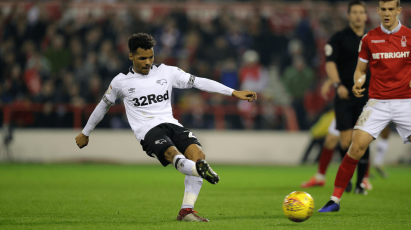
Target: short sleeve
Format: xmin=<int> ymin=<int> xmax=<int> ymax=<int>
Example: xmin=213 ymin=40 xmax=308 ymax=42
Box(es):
xmin=325 ymin=34 xmax=340 ymax=62
xmin=102 ymin=77 xmax=122 ymax=106
xmin=358 ymin=34 xmax=370 ymax=63
xmin=171 ymin=67 xmax=196 ymax=89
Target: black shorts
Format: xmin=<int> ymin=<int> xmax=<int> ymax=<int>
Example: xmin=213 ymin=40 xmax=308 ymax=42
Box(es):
xmin=140 ymin=123 xmax=201 ymax=167
xmin=335 ymin=98 xmax=367 ymax=131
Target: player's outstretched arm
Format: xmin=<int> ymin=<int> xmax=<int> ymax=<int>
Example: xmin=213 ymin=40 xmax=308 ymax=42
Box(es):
xmin=232 ymin=90 xmax=257 ymax=102
xmin=190 ymin=77 xmax=257 ymax=102
xmin=352 ymin=59 xmax=368 ymax=98
xmin=75 ymin=100 xmax=111 ymax=149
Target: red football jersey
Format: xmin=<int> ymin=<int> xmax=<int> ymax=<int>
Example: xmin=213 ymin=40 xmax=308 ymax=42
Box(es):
xmin=358 ymin=22 xmax=411 ymax=99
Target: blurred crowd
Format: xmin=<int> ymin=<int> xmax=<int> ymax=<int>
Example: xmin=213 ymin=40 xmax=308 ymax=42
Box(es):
xmin=0 ymin=1 xmax=402 ymax=130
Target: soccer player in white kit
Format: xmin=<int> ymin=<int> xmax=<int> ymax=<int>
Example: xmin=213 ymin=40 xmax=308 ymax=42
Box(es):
xmin=319 ymin=0 xmax=411 ymax=212
xmin=75 ymin=33 xmax=257 ymax=221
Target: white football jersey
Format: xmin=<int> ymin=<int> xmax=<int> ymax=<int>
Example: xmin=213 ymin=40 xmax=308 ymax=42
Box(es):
xmin=104 ymin=64 xmax=195 ymax=141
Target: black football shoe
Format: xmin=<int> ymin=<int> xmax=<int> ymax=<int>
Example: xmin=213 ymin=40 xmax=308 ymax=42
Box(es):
xmin=196 ymin=159 xmax=219 ymax=184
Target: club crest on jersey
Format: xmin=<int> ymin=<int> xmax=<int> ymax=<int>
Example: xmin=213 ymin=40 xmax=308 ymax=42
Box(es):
xmin=156 ymin=79 xmax=167 ymax=85
xmin=402 ymin=36 xmax=407 ymax=47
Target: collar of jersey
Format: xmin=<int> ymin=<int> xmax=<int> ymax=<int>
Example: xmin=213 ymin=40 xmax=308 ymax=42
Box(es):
xmin=129 ymin=66 xmax=150 ymax=77
xmin=380 ymin=20 xmax=402 ymax=35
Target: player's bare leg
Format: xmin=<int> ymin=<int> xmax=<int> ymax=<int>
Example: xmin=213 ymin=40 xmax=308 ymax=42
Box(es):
xmin=184 ymin=144 xmax=205 ymax=162
xmin=319 ymin=130 xmax=373 ymax=212
xmin=374 ymin=126 xmax=390 ymax=178
xmin=340 ymin=129 xmax=370 ymax=194
xmin=301 ymin=133 xmax=339 ymax=188
xmin=324 ymin=134 xmax=339 ymax=152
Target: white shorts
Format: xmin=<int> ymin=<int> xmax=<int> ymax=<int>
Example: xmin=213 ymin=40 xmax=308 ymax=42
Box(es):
xmin=328 ymin=118 xmax=340 ymax=137
xmin=354 ymin=99 xmax=411 ymax=144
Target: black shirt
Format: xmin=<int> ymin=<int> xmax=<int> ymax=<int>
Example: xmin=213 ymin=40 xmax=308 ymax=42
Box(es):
xmin=326 ymin=26 xmax=370 ymax=101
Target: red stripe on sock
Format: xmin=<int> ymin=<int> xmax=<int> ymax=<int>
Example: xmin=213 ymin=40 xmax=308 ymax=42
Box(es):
xmin=318 ymin=147 xmax=334 ymax=175
xmin=333 ymin=154 xmax=359 ymax=198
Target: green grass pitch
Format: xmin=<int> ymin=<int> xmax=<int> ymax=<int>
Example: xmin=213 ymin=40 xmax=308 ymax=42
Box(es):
xmin=1 ymin=164 xmax=410 ymax=229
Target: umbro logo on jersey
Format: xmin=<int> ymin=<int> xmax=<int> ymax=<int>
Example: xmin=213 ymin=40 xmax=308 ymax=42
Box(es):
xmin=128 ymin=88 xmax=135 ymax=93
xmin=155 ymin=139 xmax=167 ymax=144
xmin=132 ymin=90 xmax=169 ymax=107
xmin=371 ymin=40 xmax=385 ymax=43
xmin=372 ymin=51 xmax=410 ymax=59
xmin=156 ymin=79 xmax=167 ymax=85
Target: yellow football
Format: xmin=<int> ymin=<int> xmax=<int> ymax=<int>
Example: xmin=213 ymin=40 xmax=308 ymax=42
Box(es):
xmin=282 ymin=191 xmax=314 ymax=222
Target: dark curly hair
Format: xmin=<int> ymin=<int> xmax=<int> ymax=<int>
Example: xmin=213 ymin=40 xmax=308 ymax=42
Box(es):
xmin=128 ymin=33 xmax=156 ymax=53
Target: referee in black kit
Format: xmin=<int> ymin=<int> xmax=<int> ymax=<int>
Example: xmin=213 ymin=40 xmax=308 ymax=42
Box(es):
xmin=324 ymin=0 xmax=370 ymax=194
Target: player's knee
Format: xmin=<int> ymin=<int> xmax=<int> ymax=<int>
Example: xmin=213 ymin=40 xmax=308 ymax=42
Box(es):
xmin=324 ymin=141 xmax=335 ymax=150
xmin=185 ymin=149 xmax=205 ymax=162
xmin=324 ymin=135 xmax=339 ymax=149
xmin=184 ymin=144 xmax=205 ymax=162
xmin=348 ymin=141 xmax=367 ymax=160
xmin=198 ymin=151 xmax=206 ymax=160
xmin=194 ymin=151 xmax=206 ymax=161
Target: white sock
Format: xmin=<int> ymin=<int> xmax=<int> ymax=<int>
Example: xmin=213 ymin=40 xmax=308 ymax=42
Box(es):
xmin=173 ymin=155 xmax=200 ymax=177
xmin=181 ymin=175 xmax=203 ymax=209
xmin=374 ymin=139 xmax=389 ymax=166
xmin=315 ymin=173 xmax=326 ymax=181
xmin=330 ymin=196 xmax=340 ymax=204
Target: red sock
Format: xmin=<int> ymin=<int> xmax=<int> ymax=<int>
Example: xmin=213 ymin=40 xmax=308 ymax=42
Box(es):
xmin=318 ymin=147 xmax=334 ymax=175
xmin=332 ymin=154 xmax=359 ymax=199
xmin=365 ymin=161 xmax=370 ymax=178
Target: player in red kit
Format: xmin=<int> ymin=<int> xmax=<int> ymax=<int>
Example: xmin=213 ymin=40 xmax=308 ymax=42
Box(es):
xmin=319 ymin=0 xmax=411 ymax=212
